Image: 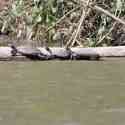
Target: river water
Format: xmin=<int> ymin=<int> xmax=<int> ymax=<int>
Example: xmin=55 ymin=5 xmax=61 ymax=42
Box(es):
xmin=0 ymin=60 xmax=125 ymax=125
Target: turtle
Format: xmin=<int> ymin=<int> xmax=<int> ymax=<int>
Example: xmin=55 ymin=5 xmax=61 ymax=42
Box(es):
xmin=10 ymin=45 xmax=52 ymax=60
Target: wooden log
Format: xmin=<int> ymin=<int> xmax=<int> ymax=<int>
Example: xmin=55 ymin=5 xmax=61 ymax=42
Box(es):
xmin=71 ymin=47 xmax=100 ymax=60
xmin=0 ymin=46 xmax=125 ymax=61
xmin=93 ymin=46 xmax=125 ymax=57
xmin=0 ymin=47 xmax=12 ymax=58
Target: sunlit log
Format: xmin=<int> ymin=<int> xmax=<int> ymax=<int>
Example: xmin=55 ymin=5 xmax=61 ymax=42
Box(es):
xmin=0 ymin=46 xmax=125 ymax=60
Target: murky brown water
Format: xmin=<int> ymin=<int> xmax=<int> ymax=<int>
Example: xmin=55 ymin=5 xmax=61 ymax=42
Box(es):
xmin=0 ymin=60 xmax=125 ymax=125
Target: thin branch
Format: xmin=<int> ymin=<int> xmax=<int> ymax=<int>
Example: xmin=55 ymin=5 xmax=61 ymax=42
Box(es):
xmin=93 ymin=5 xmax=125 ymax=25
xmin=96 ymin=22 xmax=117 ymax=46
xmin=71 ymin=0 xmax=90 ymax=47
xmin=65 ymin=30 xmax=76 ymax=48
xmin=78 ymin=1 xmax=125 ymax=26
xmin=71 ymin=9 xmax=85 ymax=47
xmin=46 ymin=6 xmax=80 ymax=33
xmin=96 ymin=9 xmax=122 ymax=46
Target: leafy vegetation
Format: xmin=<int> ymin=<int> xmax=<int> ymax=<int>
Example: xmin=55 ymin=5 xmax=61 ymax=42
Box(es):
xmin=0 ymin=0 xmax=125 ymax=47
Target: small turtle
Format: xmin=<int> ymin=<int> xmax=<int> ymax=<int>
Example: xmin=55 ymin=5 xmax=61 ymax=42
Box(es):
xmin=49 ymin=47 xmax=71 ymax=60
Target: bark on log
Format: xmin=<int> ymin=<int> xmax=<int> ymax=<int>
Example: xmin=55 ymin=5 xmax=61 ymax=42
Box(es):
xmin=0 ymin=46 xmax=125 ymax=61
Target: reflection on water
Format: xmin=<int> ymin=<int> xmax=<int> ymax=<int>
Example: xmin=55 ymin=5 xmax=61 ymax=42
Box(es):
xmin=0 ymin=60 xmax=125 ymax=125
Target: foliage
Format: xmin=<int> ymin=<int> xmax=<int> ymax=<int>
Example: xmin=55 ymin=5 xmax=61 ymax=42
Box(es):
xmin=0 ymin=0 xmax=125 ymax=46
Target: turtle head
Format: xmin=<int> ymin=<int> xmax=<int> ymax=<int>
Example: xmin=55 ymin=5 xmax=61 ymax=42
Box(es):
xmin=9 ymin=44 xmax=18 ymax=56
xmin=10 ymin=44 xmax=16 ymax=49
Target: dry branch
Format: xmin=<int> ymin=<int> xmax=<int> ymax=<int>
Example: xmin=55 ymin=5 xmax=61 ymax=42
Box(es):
xmin=93 ymin=5 xmax=125 ymax=26
xmin=46 ymin=6 xmax=80 ymax=33
xmin=79 ymin=1 xmax=125 ymax=26
xmin=71 ymin=0 xmax=91 ymax=47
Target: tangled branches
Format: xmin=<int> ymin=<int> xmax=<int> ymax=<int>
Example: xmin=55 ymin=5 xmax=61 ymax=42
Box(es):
xmin=0 ymin=0 xmax=125 ymax=47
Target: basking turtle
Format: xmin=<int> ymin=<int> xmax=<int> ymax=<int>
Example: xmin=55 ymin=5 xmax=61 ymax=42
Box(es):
xmin=10 ymin=45 xmax=52 ymax=60
xmin=50 ymin=47 xmax=71 ymax=60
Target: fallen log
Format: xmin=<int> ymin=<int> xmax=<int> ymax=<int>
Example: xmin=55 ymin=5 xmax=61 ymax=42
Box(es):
xmin=0 ymin=46 xmax=125 ymax=61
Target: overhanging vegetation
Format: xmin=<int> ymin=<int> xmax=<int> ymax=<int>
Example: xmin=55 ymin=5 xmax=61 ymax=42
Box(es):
xmin=0 ymin=0 xmax=125 ymax=47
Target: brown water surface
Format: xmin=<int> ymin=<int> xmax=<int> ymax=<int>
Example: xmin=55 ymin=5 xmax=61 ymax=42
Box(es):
xmin=0 ymin=60 xmax=125 ymax=125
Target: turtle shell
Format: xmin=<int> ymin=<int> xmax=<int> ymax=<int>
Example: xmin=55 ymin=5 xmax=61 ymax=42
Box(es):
xmin=17 ymin=46 xmax=41 ymax=55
